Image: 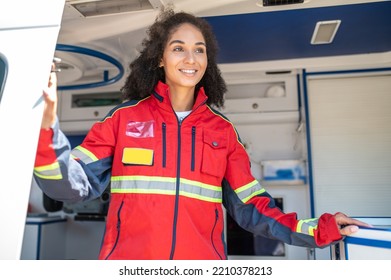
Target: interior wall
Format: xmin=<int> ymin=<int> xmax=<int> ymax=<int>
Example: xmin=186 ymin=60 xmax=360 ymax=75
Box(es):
xmin=306 ymin=70 xmax=391 ymax=217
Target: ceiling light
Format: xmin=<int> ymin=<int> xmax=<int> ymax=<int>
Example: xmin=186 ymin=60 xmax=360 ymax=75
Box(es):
xmin=311 ymin=20 xmax=341 ymax=45
xmin=70 ymin=0 xmax=162 ymax=17
xmin=261 ymin=0 xmax=304 ymax=7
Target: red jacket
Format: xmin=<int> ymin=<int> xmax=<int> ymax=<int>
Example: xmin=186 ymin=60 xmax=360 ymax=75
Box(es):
xmin=34 ymin=81 xmax=342 ymax=260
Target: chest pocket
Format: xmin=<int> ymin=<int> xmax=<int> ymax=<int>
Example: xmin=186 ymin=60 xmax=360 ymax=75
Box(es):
xmin=201 ymin=129 xmax=228 ymax=179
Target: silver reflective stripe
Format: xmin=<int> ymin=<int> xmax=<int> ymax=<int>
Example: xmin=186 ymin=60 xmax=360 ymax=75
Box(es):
xmin=235 ymin=180 xmax=265 ymax=203
xmin=180 ymin=178 xmax=221 ymax=202
xmin=296 ymin=218 xmax=319 ymax=236
xmin=71 ymin=146 xmax=98 ymax=164
xmin=34 ymin=162 xmax=62 ymax=180
xmin=111 ymin=176 xmax=222 ymax=203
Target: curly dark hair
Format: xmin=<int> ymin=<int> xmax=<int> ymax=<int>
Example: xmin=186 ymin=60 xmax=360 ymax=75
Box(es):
xmin=120 ymin=7 xmax=227 ymax=108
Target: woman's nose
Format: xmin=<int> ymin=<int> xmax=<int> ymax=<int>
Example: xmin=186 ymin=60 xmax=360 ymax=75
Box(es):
xmin=184 ymin=50 xmax=195 ymax=63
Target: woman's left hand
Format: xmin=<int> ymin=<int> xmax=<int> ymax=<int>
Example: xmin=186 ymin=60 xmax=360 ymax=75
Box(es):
xmin=334 ymin=212 xmax=373 ymax=236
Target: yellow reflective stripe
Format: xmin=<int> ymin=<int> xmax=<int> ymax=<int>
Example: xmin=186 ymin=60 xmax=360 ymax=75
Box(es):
xmin=235 ymin=180 xmax=265 ymax=203
xmin=111 ymin=176 xmax=176 ymax=195
xmin=34 ymin=162 xmax=62 ymax=180
xmin=180 ymin=178 xmax=221 ymax=202
xmin=296 ymin=218 xmax=319 ymax=236
xmin=111 ymin=175 xmax=176 ymax=183
xmin=34 ymin=162 xmax=59 ymax=172
xmin=113 ymin=188 xmax=176 ymax=195
xmin=180 ymin=177 xmax=220 ymax=191
xmin=110 ymin=176 xmax=222 ymax=203
xmin=179 ymin=190 xmax=221 ymax=203
xmin=73 ymin=146 xmax=99 ymax=162
xmin=34 ymin=171 xmax=63 ymax=180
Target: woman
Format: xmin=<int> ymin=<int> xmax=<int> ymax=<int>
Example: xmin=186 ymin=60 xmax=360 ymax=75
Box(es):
xmin=35 ymin=8 xmax=369 ymax=260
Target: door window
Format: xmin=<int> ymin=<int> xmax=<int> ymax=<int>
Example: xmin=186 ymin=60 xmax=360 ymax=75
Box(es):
xmin=0 ymin=54 xmax=8 ymax=104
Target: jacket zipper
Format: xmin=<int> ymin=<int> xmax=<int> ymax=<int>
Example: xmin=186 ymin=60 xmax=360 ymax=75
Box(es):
xmin=162 ymin=122 xmax=166 ymax=168
xmin=104 ymin=200 xmax=124 ymax=259
xmin=211 ymin=208 xmax=223 ymax=259
xmin=169 ymin=99 xmax=206 ymax=259
xmin=191 ymin=126 xmax=196 ymax=171
xmin=169 ymin=115 xmax=182 ymax=259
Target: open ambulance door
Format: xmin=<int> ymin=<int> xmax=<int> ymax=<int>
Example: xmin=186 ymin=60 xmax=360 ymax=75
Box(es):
xmin=0 ymin=0 xmax=65 ymax=260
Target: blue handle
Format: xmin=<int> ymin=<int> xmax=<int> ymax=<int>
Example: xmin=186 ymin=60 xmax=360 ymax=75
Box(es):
xmin=56 ymin=44 xmax=124 ymax=90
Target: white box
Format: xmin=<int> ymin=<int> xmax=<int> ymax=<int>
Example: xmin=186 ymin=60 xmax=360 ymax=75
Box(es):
xmin=331 ymin=217 xmax=391 ymax=260
xmin=261 ymin=160 xmax=306 ymax=185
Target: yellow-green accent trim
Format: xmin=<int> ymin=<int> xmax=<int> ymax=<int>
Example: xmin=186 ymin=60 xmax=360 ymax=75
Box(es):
xmin=111 ymin=175 xmax=176 ymax=183
xmin=34 ymin=162 xmax=60 ymax=172
xmin=180 ymin=177 xmax=220 ymax=191
xmin=74 ymin=146 xmax=99 ymax=162
xmin=235 ymin=180 xmax=265 ymax=203
xmin=33 ymin=172 xmax=63 ymax=180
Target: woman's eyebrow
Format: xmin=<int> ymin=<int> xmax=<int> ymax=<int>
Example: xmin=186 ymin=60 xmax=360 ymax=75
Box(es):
xmin=168 ymin=39 xmax=206 ymax=46
xmin=195 ymin=42 xmax=206 ymax=46
xmin=169 ymin=39 xmax=184 ymax=45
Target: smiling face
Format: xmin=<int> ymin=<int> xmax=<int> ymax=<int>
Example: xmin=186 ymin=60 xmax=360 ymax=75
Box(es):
xmin=160 ymin=23 xmax=207 ymax=93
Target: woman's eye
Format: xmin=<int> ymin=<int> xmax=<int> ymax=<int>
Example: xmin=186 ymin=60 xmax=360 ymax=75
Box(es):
xmin=195 ymin=48 xmax=205 ymax=54
xmin=173 ymin=46 xmax=183 ymax=52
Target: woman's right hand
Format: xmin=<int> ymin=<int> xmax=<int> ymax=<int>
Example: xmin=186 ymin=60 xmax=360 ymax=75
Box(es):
xmin=41 ymin=63 xmax=58 ymax=129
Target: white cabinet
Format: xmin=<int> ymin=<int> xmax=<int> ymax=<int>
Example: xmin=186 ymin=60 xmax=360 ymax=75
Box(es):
xmin=58 ymin=87 xmax=122 ymax=134
xmin=21 ymin=216 xmax=67 ymax=260
xmin=59 ymin=90 xmax=122 ymax=121
xmin=21 ymin=215 xmax=106 ymax=260
xmin=64 ymin=219 xmax=106 ymax=260
xmin=220 ymin=73 xmax=299 ymax=114
xmin=331 ymin=217 xmax=391 ymax=260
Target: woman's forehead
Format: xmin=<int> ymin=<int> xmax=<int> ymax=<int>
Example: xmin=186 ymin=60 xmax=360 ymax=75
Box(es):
xmin=167 ymin=23 xmax=205 ymax=43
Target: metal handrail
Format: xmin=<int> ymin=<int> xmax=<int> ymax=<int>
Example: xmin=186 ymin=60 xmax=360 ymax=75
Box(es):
xmin=56 ymin=44 xmax=124 ymax=90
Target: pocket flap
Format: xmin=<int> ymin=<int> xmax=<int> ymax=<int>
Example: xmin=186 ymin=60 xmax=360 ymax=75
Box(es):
xmin=203 ymin=130 xmax=227 ymax=149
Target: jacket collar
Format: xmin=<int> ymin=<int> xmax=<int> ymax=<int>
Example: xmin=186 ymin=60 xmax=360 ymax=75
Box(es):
xmin=152 ymin=81 xmax=208 ymax=112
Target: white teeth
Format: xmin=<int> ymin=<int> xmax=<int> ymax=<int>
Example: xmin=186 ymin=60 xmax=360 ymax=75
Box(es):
xmin=180 ymin=69 xmax=196 ymax=74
